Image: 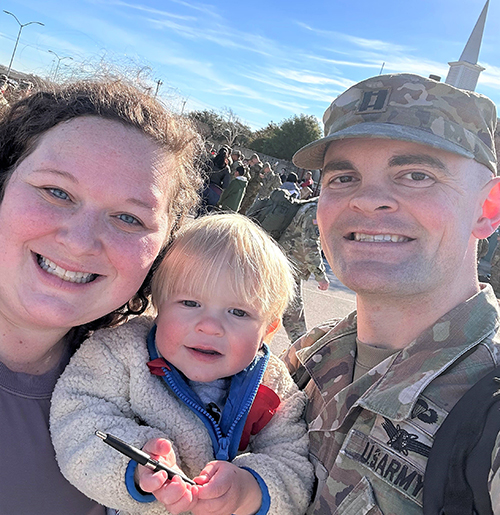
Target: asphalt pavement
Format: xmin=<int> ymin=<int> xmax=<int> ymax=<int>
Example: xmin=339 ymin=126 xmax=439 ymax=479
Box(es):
xmin=270 ymin=260 xmax=356 ymax=356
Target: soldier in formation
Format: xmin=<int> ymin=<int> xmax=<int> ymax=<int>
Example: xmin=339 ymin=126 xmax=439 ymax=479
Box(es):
xmin=278 ymin=200 xmax=329 ymax=343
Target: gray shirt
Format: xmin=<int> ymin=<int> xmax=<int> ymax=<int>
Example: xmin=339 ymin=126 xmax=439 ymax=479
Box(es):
xmin=0 ymin=346 xmax=105 ymax=514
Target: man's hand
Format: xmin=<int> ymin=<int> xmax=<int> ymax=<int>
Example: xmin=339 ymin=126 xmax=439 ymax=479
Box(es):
xmin=317 ymin=278 xmax=330 ymax=291
xmin=135 ymin=438 xmax=199 ymax=514
xmin=190 ymin=461 xmax=262 ymax=515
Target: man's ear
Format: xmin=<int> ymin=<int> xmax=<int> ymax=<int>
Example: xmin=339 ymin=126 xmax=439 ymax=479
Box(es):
xmin=473 ymin=177 xmax=500 ymax=239
xmin=263 ymin=318 xmax=281 ymax=344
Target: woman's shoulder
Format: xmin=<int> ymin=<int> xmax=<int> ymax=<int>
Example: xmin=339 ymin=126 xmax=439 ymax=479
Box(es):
xmin=79 ymin=315 xmax=155 ymax=358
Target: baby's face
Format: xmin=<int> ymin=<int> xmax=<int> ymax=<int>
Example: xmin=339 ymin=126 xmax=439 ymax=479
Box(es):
xmin=154 ymin=275 xmax=275 ymax=382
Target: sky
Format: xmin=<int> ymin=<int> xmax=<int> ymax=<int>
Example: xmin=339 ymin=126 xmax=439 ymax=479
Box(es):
xmin=0 ymin=0 xmax=499 ymax=130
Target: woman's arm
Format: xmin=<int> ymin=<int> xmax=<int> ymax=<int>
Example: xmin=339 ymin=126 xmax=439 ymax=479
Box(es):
xmin=50 ymin=318 xmax=171 ymax=515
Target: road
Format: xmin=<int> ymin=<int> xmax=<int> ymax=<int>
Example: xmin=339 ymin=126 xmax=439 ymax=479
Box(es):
xmin=270 ymin=260 xmax=356 ymax=356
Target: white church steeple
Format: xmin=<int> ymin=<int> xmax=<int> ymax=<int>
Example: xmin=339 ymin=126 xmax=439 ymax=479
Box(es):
xmin=445 ymin=1 xmax=489 ymax=91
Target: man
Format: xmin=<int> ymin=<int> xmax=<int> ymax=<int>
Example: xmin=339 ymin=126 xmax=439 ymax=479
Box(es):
xmin=283 ymin=73 xmax=500 ymax=513
xmin=230 ymin=149 xmax=244 ymax=175
xmin=239 ymin=153 xmax=263 ymax=214
xmin=279 ymin=199 xmax=329 ymax=343
xmin=258 ymin=161 xmax=282 ymax=199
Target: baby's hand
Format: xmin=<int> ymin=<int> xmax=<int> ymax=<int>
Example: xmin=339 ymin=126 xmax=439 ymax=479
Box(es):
xmin=190 ymin=461 xmax=262 ymax=515
xmin=135 ymin=438 xmax=199 ymax=514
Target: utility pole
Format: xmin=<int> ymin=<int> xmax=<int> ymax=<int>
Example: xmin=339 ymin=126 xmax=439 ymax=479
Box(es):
xmin=154 ymin=79 xmax=163 ymax=97
xmin=3 ymin=11 xmax=44 ymax=80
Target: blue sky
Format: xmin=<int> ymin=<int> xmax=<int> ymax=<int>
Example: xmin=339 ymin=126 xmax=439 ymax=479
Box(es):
xmin=1 ymin=0 xmax=499 ymax=130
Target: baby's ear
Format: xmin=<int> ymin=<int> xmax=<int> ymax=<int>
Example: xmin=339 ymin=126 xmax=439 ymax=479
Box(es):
xmin=263 ymin=318 xmax=281 ymax=343
xmin=473 ymin=177 xmax=500 ymax=239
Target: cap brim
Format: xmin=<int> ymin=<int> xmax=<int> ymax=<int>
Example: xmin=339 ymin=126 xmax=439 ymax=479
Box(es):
xmin=292 ymin=123 xmax=475 ymax=170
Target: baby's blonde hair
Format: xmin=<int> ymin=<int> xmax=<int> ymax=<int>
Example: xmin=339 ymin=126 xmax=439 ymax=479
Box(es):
xmin=151 ymin=213 xmax=295 ymax=322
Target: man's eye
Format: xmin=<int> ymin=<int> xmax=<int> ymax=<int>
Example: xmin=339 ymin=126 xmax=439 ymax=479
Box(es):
xmin=117 ymin=213 xmax=142 ymax=225
xmin=405 ymin=172 xmax=430 ymax=181
xmin=229 ymin=308 xmax=247 ymax=317
xmin=181 ymin=300 xmax=199 ymax=308
xmin=47 ymin=188 xmax=70 ymax=200
xmin=334 ymin=175 xmax=355 ymax=183
xmin=399 ymin=171 xmax=435 ymax=186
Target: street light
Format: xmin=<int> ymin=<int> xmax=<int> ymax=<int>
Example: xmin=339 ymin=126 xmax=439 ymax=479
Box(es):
xmin=3 ymin=11 xmax=44 ymax=80
xmin=48 ymin=50 xmax=73 ymax=80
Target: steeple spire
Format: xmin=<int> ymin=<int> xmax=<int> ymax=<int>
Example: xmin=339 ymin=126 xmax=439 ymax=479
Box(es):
xmin=445 ymin=1 xmax=489 ymax=91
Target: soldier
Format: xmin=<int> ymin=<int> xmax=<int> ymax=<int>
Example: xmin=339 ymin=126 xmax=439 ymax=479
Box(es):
xmin=239 ymin=153 xmax=263 ymax=214
xmin=282 ymin=73 xmax=500 ymax=513
xmin=279 ymin=199 xmax=329 ymax=343
xmin=230 ymin=149 xmax=244 ymax=176
xmin=258 ymin=162 xmax=282 ymax=200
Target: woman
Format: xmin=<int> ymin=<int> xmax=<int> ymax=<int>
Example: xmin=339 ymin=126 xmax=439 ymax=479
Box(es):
xmin=0 ymin=80 xmax=203 ymax=514
xmin=201 ymin=146 xmax=231 ymax=210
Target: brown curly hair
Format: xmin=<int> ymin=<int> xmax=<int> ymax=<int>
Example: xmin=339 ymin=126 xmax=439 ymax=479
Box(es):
xmin=0 ymin=79 xmax=204 ymax=349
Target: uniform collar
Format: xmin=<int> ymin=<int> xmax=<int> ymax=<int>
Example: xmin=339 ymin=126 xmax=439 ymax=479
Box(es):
xmin=301 ymin=285 xmax=500 ymax=431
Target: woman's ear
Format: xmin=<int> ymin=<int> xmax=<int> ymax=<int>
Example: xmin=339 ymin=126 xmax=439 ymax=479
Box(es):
xmin=473 ymin=177 xmax=500 ymax=239
xmin=262 ymin=318 xmax=281 ymax=344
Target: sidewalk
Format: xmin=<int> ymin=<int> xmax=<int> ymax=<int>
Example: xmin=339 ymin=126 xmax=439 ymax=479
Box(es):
xmin=270 ymin=260 xmax=356 ymax=356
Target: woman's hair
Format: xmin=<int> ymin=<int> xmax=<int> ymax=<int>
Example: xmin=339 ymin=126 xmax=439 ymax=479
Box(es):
xmin=151 ymin=213 xmax=296 ymax=323
xmin=212 ymin=147 xmax=229 ymax=170
xmin=0 ymin=79 xmax=204 ymax=345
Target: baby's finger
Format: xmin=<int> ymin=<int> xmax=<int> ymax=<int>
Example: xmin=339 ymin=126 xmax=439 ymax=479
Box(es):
xmin=137 ymin=468 xmax=168 ymax=493
xmin=154 ymin=476 xmax=197 ymax=514
xmin=141 ymin=438 xmax=173 ymax=459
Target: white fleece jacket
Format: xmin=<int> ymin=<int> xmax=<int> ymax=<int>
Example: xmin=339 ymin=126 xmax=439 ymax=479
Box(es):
xmin=50 ymin=316 xmax=313 ymax=515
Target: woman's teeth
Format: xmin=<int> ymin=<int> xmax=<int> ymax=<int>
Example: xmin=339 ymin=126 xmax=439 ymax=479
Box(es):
xmin=37 ymin=255 xmax=98 ymax=283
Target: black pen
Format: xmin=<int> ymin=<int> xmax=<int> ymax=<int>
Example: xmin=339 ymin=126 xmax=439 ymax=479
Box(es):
xmin=95 ymin=430 xmax=196 ymax=485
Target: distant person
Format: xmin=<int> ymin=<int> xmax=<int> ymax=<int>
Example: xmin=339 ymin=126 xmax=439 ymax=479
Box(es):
xmin=280 ymin=172 xmax=300 ymax=198
xmin=258 ymin=162 xmax=282 ymax=200
xmin=217 ymin=165 xmax=248 ymax=212
xmin=202 ymin=147 xmax=231 ymax=209
xmin=239 ymin=153 xmax=264 ymax=214
xmin=299 ymin=171 xmax=314 ymax=199
xmin=279 ymin=199 xmax=329 ymax=342
xmin=51 ymin=214 xmax=314 ymax=515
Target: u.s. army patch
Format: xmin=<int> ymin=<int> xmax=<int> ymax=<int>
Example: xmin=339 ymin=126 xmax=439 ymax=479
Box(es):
xmin=341 ymin=420 xmax=431 ymax=507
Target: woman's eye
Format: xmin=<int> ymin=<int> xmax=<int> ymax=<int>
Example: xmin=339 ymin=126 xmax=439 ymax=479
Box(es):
xmin=47 ymin=188 xmax=70 ymax=200
xmin=181 ymin=300 xmax=199 ymax=308
xmin=117 ymin=213 xmax=142 ymax=225
xmin=229 ymin=308 xmax=247 ymax=318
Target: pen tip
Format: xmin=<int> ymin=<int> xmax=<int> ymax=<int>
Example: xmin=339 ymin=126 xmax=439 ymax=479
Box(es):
xmin=95 ymin=430 xmax=107 ymax=440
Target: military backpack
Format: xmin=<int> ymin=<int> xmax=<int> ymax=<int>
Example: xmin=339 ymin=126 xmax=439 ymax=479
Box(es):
xmin=423 ymin=366 xmax=500 ymax=515
xmin=246 ymin=188 xmax=314 ymax=240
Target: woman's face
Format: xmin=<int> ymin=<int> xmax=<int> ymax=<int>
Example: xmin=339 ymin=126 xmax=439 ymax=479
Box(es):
xmin=0 ymin=116 xmax=173 ymax=332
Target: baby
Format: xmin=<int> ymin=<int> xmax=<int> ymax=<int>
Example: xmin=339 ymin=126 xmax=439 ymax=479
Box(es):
xmin=50 ymin=213 xmax=313 ymax=515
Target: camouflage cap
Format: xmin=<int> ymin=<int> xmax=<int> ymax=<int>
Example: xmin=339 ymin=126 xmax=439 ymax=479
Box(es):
xmin=293 ymin=73 xmax=498 ymax=174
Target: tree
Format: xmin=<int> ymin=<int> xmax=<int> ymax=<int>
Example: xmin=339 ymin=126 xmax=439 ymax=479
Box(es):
xmin=188 ymin=108 xmax=251 ymax=147
xmin=249 ymin=114 xmax=322 ymax=161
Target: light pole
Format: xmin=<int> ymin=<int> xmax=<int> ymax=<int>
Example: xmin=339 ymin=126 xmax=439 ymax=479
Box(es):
xmin=48 ymin=50 xmax=73 ymax=80
xmin=3 ymin=11 xmax=44 ymax=80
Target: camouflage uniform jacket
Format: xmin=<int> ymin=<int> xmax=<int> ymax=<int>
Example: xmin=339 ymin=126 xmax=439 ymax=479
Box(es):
xmin=278 ymin=202 xmax=327 ymax=283
xmin=283 ymin=285 xmax=500 ymax=515
xmin=258 ymin=171 xmax=282 ymax=199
